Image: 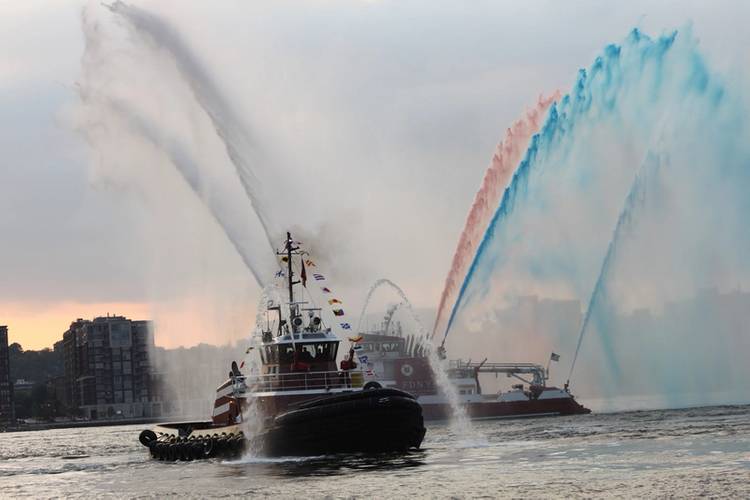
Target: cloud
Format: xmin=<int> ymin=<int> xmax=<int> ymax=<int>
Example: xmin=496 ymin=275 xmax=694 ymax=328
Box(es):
xmin=2 ymin=0 xmax=750 ymax=351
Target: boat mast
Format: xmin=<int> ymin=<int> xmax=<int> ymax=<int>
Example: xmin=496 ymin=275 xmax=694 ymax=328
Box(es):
xmin=277 ymin=231 xmax=301 ymax=332
xmin=286 ymin=231 xmax=295 ymax=306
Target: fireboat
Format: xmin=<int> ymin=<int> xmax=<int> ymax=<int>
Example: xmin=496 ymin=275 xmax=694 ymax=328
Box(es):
xmin=138 ymin=233 xmax=425 ymax=460
xmin=355 ymin=305 xmax=590 ymax=421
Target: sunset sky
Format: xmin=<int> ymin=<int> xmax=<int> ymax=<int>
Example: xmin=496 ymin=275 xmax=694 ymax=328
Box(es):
xmin=2 ymin=0 xmax=747 ymax=350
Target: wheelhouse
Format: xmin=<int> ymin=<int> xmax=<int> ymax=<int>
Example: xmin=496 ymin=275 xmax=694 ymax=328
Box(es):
xmin=260 ymin=338 xmax=339 ymax=374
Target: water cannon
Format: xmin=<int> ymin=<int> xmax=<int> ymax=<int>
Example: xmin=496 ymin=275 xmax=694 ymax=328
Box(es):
xmin=302 ymin=307 xmax=323 ymax=331
xmin=437 ymin=344 xmax=447 ymax=360
xmin=310 ymin=316 xmax=322 ymax=331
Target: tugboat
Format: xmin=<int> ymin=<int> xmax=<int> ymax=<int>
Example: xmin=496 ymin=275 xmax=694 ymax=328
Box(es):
xmin=138 ymin=233 xmax=425 ymax=460
xmin=354 ymin=307 xmax=590 ymax=421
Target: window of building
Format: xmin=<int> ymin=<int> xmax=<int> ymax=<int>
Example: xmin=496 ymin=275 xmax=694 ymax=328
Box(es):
xmin=109 ymin=322 xmax=132 ymax=349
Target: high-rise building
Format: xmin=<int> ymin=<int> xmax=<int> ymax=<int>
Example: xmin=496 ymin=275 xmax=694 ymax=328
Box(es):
xmin=60 ymin=316 xmax=158 ymax=419
xmin=0 ymin=325 xmax=14 ymax=427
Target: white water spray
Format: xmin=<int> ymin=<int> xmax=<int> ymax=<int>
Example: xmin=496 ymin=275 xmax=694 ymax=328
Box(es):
xmin=77 ymin=4 xmax=279 ymax=287
xmin=359 ymin=279 xmax=479 ymax=441
xmin=356 ymin=279 xmax=420 ymax=334
xmin=238 ymin=281 xmax=286 ymax=457
xmin=106 ymin=1 xmax=284 ymax=248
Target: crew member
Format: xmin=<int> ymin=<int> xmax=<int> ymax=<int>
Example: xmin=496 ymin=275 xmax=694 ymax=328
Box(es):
xmin=339 ymin=346 xmax=358 ymax=387
xmin=340 ymin=346 xmax=357 ymax=371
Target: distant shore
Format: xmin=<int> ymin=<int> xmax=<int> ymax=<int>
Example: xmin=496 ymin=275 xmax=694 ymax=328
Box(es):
xmin=2 ymin=416 xmax=204 ymax=433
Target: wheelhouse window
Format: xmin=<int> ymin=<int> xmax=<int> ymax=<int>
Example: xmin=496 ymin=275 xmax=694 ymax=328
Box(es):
xmin=264 ymin=342 xmax=338 ymax=365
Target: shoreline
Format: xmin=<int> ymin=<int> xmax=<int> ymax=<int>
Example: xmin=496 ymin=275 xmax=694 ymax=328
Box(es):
xmin=2 ymin=416 xmax=204 ymax=433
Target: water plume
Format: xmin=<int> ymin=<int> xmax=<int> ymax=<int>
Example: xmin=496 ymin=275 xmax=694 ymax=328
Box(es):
xmin=106 ymin=1 xmax=283 ymax=247
xmin=76 ymin=4 xmax=278 ymax=287
xmin=568 ymin=152 xmax=665 ymax=384
xmin=76 ymin=3 xmax=283 ymax=413
xmin=85 ymin=96 xmax=272 ymax=286
xmin=357 ymin=279 xmax=420 ymax=334
xmin=445 ymin=28 xmax=750 ymax=407
xmin=433 ymin=93 xmax=558 ymax=339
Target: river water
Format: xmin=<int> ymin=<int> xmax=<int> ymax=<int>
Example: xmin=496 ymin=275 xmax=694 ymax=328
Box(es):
xmin=1 ymin=405 xmax=748 ymax=498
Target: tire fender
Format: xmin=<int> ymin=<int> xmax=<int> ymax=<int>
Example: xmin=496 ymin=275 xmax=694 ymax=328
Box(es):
xmin=139 ymin=429 xmax=157 ymax=447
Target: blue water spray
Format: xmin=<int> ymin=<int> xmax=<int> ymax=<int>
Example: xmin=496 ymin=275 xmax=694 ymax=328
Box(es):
xmin=566 ymin=152 xmax=664 ymax=385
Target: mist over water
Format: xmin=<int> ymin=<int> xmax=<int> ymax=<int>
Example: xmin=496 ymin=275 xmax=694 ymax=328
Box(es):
xmin=445 ymin=28 xmax=750 ymax=408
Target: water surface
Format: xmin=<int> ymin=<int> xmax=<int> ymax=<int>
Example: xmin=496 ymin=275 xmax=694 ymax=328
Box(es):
xmin=1 ymin=405 xmax=748 ymax=498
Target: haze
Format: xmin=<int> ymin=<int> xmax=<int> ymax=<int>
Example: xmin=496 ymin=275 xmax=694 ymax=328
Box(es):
xmin=2 ymin=0 xmax=748 ymax=350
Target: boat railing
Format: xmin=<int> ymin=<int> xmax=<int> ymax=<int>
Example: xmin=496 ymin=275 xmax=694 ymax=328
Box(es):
xmin=233 ymin=370 xmax=362 ymax=393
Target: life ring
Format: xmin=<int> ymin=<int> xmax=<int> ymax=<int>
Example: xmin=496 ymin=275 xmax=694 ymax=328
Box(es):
xmin=400 ymin=363 xmax=414 ymax=377
xmin=139 ymin=429 xmax=157 ymax=447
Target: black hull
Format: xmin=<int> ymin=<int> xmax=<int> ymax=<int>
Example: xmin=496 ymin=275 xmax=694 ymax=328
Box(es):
xmin=255 ymin=388 xmax=426 ymax=456
xmin=139 ymin=388 xmax=425 ymax=460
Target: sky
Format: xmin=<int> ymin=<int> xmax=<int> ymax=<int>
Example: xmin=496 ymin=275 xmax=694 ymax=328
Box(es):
xmin=1 ymin=0 xmax=748 ymax=350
